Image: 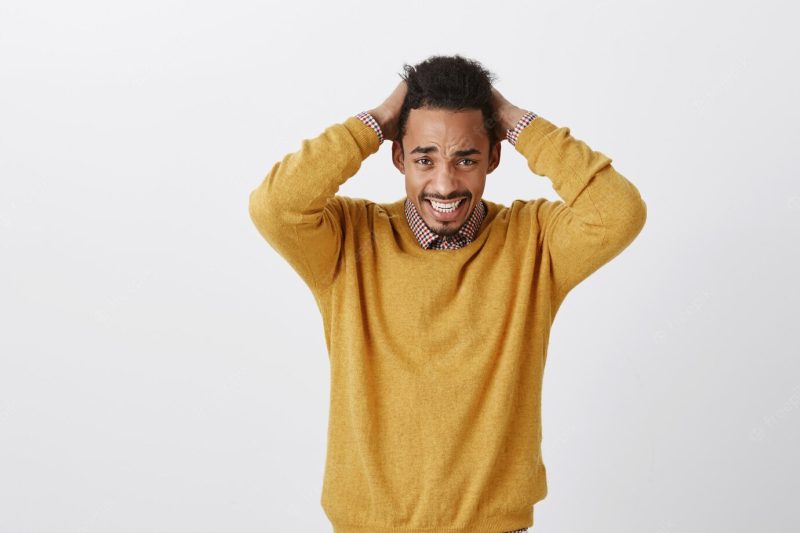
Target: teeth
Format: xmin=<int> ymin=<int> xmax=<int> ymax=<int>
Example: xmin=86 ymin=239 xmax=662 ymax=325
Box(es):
xmin=429 ymin=199 xmax=464 ymax=212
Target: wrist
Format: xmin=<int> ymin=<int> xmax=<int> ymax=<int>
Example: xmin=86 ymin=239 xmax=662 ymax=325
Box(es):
xmin=499 ymin=106 xmax=528 ymax=131
xmin=368 ymin=107 xmax=390 ymax=130
xmin=368 ymin=106 xmax=400 ymax=142
xmin=356 ymin=110 xmax=385 ymax=145
xmin=505 ymin=110 xmax=538 ymax=146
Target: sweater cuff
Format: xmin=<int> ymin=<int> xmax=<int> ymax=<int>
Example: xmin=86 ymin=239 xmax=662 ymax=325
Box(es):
xmin=344 ymin=115 xmax=382 ymax=159
xmin=513 ymin=115 xmax=559 ymax=159
xmin=355 ymin=110 xmax=384 ymax=145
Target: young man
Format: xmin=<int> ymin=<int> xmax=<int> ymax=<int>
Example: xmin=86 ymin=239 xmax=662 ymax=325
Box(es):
xmin=248 ymin=54 xmax=647 ymax=532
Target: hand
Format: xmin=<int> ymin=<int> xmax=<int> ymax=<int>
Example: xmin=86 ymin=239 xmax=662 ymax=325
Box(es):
xmin=489 ymin=86 xmax=527 ymax=143
xmin=368 ymin=80 xmax=408 ymax=142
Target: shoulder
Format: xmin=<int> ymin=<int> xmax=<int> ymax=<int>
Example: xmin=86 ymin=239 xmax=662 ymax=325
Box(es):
xmin=329 ymin=195 xmax=401 ymax=226
xmin=486 ymin=197 xmax=567 ymax=237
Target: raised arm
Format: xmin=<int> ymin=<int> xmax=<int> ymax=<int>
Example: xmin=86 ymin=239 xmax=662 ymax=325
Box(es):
xmin=248 ymin=117 xmax=380 ymax=295
xmin=491 ymin=88 xmax=647 ymax=298
xmin=248 ymin=82 xmax=407 ymax=295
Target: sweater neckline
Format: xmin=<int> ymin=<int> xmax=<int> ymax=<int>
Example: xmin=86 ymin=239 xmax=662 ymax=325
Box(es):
xmin=386 ymin=196 xmax=499 ymax=259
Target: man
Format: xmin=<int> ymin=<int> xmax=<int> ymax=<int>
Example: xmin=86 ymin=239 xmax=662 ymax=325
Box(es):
xmin=248 ymin=54 xmax=647 ymax=532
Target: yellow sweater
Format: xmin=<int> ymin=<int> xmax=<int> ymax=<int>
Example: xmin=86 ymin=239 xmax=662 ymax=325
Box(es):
xmin=248 ymin=114 xmax=647 ymax=532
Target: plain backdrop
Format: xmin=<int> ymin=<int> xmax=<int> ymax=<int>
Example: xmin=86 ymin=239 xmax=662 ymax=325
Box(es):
xmin=1 ymin=1 xmax=798 ymax=532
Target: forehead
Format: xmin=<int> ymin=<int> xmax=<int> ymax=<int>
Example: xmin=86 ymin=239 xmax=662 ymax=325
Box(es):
xmin=405 ymin=107 xmax=486 ymax=144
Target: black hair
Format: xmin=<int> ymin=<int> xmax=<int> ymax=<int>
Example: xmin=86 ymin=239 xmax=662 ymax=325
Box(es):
xmin=396 ymin=54 xmax=499 ymax=150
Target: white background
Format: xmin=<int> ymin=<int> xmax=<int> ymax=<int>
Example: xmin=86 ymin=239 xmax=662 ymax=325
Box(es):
xmin=1 ymin=1 xmax=798 ymax=532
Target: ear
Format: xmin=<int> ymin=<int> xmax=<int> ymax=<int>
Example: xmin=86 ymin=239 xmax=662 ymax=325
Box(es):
xmin=487 ymin=140 xmax=501 ymax=174
xmin=392 ymin=140 xmax=405 ymax=174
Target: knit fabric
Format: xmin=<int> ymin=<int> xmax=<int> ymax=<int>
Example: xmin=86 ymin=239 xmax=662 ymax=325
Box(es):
xmin=248 ymin=113 xmax=647 ymax=532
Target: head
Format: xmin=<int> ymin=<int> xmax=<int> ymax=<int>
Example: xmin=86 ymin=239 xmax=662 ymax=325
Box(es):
xmin=391 ymin=54 xmax=501 ymax=237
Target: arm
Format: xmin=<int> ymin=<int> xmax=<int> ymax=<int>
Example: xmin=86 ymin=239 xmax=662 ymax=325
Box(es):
xmin=248 ymin=116 xmax=380 ymax=294
xmin=248 ymin=82 xmax=407 ymax=295
xmin=492 ymin=89 xmax=647 ymax=298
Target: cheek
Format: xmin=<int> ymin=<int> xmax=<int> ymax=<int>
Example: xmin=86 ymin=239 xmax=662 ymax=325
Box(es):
xmin=405 ymin=171 xmax=425 ymax=186
xmin=404 ymin=175 xmax=421 ymax=198
xmin=467 ymin=176 xmax=487 ymax=198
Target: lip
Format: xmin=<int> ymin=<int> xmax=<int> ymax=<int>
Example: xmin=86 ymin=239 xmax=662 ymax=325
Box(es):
xmin=424 ymin=198 xmax=468 ymax=222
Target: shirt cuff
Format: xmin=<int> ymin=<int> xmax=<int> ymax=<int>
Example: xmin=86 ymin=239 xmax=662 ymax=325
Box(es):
xmin=507 ymin=110 xmax=538 ymax=146
xmin=355 ymin=111 xmax=384 ymax=145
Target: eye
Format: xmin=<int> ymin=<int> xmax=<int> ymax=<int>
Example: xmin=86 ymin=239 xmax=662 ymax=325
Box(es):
xmin=414 ymin=158 xmax=477 ymax=166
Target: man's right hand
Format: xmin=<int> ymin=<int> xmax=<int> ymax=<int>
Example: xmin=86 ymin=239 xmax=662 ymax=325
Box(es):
xmin=368 ymin=80 xmax=408 ymax=142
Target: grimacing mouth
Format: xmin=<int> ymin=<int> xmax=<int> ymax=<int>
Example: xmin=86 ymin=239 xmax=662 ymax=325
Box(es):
xmin=423 ymin=197 xmax=469 ymax=205
xmin=422 ymin=197 xmax=470 ymax=214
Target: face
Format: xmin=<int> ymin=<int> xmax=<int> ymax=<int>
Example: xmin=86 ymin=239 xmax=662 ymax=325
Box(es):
xmin=392 ymin=107 xmax=501 ymax=238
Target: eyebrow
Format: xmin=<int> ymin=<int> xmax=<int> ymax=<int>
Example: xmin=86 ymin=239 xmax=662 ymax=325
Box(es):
xmin=410 ymin=146 xmax=482 ymax=157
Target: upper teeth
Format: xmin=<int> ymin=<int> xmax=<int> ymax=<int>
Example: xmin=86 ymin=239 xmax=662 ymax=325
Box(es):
xmin=430 ymin=199 xmax=463 ymax=211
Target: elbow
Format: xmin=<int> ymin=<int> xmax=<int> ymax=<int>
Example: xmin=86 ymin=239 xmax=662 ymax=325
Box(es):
xmin=248 ymin=188 xmax=264 ymax=225
xmin=602 ymin=194 xmax=647 ymax=254
xmin=248 ymin=188 xmax=262 ymax=217
xmin=617 ymin=173 xmax=647 ymax=239
xmin=632 ymin=196 xmax=647 ymax=234
xmin=249 ymin=187 xmax=282 ymax=238
xmin=615 ymin=195 xmax=647 ymax=248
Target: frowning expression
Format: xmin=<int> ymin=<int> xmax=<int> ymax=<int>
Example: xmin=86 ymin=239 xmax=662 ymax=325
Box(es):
xmin=392 ymin=107 xmax=500 ymax=237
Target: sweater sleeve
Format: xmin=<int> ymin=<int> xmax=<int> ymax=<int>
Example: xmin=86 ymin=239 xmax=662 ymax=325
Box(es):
xmin=248 ymin=115 xmax=382 ymax=295
xmin=514 ymin=115 xmax=647 ymax=298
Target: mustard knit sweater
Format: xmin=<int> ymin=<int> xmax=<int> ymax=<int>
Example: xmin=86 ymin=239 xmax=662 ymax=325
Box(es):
xmin=248 ymin=114 xmax=647 ymax=532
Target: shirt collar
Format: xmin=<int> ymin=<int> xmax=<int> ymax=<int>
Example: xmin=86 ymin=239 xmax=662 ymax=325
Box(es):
xmin=404 ymin=197 xmax=487 ymax=250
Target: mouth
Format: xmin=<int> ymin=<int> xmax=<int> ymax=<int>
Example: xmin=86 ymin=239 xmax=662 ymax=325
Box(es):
xmin=423 ymin=197 xmax=468 ymax=222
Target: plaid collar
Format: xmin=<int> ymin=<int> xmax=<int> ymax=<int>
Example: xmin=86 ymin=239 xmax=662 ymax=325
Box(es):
xmin=404 ymin=197 xmax=487 ymax=250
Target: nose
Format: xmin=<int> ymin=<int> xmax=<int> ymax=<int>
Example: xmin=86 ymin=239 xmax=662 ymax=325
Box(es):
xmin=427 ymin=168 xmax=465 ymax=200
